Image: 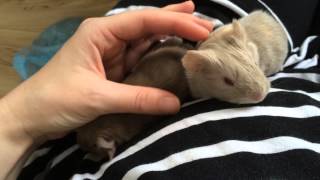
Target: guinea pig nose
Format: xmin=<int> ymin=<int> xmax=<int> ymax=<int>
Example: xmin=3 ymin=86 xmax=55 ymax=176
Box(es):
xmin=252 ymin=92 xmax=264 ymax=102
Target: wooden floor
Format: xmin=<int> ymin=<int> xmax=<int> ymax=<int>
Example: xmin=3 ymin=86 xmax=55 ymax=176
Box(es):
xmin=0 ymin=0 xmax=117 ymax=97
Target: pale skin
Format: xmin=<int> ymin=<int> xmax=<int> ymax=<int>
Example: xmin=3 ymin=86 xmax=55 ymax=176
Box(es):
xmin=0 ymin=1 xmax=213 ymax=179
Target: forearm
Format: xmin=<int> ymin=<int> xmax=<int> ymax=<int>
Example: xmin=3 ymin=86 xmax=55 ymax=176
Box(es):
xmin=0 ymin=96 xmax=35 ymax=180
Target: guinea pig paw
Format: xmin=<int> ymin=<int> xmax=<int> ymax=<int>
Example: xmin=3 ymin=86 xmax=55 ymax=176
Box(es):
xmin=97 ymin=137 xmax=116 ymax=160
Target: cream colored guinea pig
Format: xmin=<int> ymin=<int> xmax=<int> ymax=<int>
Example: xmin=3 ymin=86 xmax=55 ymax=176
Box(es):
xmin=182 ymin=10 xmax=288 ymax=104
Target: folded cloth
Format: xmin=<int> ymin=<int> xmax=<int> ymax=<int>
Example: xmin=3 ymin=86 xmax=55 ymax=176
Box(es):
xmin=13 ymin=17 xmax=83 ymax=80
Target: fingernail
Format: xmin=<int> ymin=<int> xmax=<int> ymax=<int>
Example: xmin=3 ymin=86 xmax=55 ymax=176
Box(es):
xmin=159 ymin=97 xmax=180 ymax=114
xmin=182 ymin=1 xmax=194 ymax=8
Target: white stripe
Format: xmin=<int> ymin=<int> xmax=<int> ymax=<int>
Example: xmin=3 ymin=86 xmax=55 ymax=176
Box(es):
xmin=268 ymin=72 xmax=320 ymax=84
xmin=257 ymin=0 xmax=294 ymax=51
xmin=181 ymin=97 xmax=211 ymax=108
xmin=269 ymin=88 xmax=320 ymax=102
xmin=292 ymin=47 xmax=300 ymax=53
xmin=123 ymin=136 xmax=320 ymax=180
xmin=209 ymin=0 xmax=248 ymax=16
xmin=294 ymin=55 xmax=319 ymax=69
xmin=50 ymin=145 xmax=79 ymax=168
xmin=181 ymin=88 xmax=320 ymax=108
xmin=72 ymin=105 xmax=320 ymax=180
xmin=284 ymin=36 xmax=318 ymax=67
xmin=24 ymin=147 xmax=51 ymax=167
xmin=193 ymin=12 xmax=223 ymax=27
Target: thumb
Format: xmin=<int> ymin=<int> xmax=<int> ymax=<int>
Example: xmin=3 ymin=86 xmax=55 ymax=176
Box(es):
xmin=101 ymin=81 xmax=181 ymax=115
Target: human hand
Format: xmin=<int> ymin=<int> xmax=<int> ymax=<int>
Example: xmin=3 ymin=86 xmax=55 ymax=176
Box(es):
xmin=0 ymin=1 xmax=213 ymax=142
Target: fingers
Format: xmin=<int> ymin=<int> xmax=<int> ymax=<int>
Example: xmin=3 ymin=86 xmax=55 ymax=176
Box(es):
xmin=75 ymin=1 xmax=213 ymax=62
xmin=163 ymin=1 xmax=194 ymax=13
xmin=192 ymin=16 xmax=214 ymax=32
xmin=107 ymin=10 xmax=212 ymax=42
xmin=105 ymin=61 xmax=125 ymax=82
xmin=93 ymin=1 xmax=212 ymax=43
xmin=103 ymin=35 xmax=162 ymax=81
xmin=125 ymin=35 xmax=164 ymax=72
xmin=101 ymin=81 xmax=180 ymax=115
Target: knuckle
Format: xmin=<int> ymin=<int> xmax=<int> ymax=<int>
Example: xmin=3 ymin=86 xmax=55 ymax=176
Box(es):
xmin=133 ymin=90 xmax=149 ymax=112
xmin=80 ymin=87 xmax=105 ymax=115
xmin=79 ymin=18 xmax=99 ymax=33
xmin=81 ymin=18 xmax=98 ymax=27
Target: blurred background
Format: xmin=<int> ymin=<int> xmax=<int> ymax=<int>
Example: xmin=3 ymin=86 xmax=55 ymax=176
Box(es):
xmin=0 ymin=0 xmax=117 ymax=97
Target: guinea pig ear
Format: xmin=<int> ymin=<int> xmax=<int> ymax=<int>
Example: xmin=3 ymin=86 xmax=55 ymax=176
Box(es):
xmin=232 ymin=20 xmax=247 ymax=41
xmin=182 ymin=50 xmax=210 ymax=73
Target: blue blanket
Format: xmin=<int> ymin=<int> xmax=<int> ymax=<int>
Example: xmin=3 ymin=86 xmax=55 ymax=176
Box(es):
xmin=13 ymin=17 xmax=83 ymax=79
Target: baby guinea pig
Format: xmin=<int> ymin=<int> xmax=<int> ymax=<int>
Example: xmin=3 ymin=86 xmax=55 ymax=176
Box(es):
xmin=182 ymin=10 xmax=288 ymax=104
xmin=77 ymin=37 xmax=193 ymax=159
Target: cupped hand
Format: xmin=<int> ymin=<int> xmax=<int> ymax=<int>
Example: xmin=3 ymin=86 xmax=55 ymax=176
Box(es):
xmin=1 ymin=1 xmax=213 ymax=141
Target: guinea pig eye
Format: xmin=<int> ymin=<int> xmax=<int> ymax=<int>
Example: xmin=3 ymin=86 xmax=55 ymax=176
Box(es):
xmin=223 ymin=77 xmax=235 ymax=86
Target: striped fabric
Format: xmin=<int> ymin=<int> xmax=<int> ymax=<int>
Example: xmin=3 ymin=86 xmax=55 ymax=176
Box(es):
xmin=18 ymin=0 xmax=320 ymax=179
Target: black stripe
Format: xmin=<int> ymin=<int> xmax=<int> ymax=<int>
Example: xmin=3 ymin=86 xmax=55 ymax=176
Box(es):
xmin=101 ymin=115 xmax=320 ymax=179
xmin=18 ymin=134 xmax=77 ymax=180
xmin=309 ymin=3 xmax=320 ymax=37
xmin=306 ymin=37 xmax=320 ymax=58
xmin=271 ymin=78 xmax=320 ymax=92
xmin=264 ymin=92 xmax=320 ymax=106
xmin=116 ymin=92 xmax=320 ymax=155
xmin=253 ymin=0 xmax=319 ymax=45
xmin=228 ymin=0 xmax=265 ymax=12
xmin=141 ymin=150 xmax=320 ymax=179
xmin=113 ymin=0 xmax=184 ymax=9
xmin=44 ymin=149 xmax=85 ymax=180
xmin=280 ymin=67 xmax=320 ymax=74
xmin=194 ymin=1 xmax=241 ymax=23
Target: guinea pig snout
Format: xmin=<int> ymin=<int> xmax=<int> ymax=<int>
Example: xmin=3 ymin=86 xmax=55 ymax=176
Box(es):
xmin=250 ymin=79 xmax=270 ymax=102
xmin=251 ymin=92 xmax=265 ymax=102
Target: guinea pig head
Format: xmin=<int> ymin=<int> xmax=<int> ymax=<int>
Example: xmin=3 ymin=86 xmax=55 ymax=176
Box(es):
xmin=182 ymin=22 xmax=270 ymax=104
xmin=182 ymin=50 xmax=270 ymax=104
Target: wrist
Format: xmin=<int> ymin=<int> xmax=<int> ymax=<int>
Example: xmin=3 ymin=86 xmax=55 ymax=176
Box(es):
xmin=0 ymin=87 xmax=37 ymax=143
xmin=0 ymin=97 xmax=36 ymax=180
xmin=0 ymin=96 xmax=35 ymax=146
xmin=0 ymin=79 xmax=50 ymax=143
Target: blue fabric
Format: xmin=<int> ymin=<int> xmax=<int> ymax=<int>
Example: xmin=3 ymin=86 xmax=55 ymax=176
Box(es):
xmin=13 ymin=17 xmax=83 ymax=80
